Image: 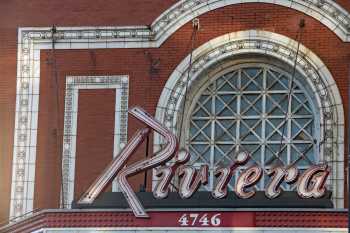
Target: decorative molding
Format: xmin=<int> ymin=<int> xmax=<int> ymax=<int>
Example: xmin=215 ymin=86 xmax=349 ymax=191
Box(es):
xmin=152 ymin=0 xmax=350 ymax=43
xmin=17 ymin=0 xmax=350 ymax=45
xmin=154 ymin=30 xmax=345 ymax=208
xmin=10 ymin=0 xmax=350 ymax=220
xmin=61 ymin=75 xmax=129 ymax=209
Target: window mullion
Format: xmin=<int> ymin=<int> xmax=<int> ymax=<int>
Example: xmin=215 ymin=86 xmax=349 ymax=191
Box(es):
xmin=261 ymin=67 xmax=267 ymax=189
xmin=210 ymin=84 xmax=216 ymax=191
xmin=236 ymin=68 xmax=241 ymax=154
xmin=287 ymin=82 xmax=293 ymax=165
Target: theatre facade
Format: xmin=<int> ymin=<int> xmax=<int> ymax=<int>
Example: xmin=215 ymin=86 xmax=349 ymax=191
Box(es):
xmin=0 ymin=0 xmax=349 ymax=232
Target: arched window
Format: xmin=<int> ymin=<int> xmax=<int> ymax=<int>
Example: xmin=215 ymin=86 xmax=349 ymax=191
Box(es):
xmin=156 ymin=31 xmax=344 ymax=207
xmin=185 ymin=61 xmax=320 ymax=191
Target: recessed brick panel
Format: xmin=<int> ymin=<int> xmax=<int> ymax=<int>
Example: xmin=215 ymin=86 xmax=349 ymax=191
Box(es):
xmin=74 ymin=89 xmax=116 ymax=200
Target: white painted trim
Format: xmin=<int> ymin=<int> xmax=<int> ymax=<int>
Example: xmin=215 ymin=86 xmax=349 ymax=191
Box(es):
xmin=61 ymin=76 xmax=129 ymax=208
xmin=154 ymin=30 xmax=345 ymax=208
xmin=11 ymin=28 xmax=142 ymax=220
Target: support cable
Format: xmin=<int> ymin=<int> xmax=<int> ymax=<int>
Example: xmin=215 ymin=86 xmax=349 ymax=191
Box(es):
xmin=0 ymin=25 xmax=65 ymax=226
xmin=178 ymin=18 xmax=200 ymax=141
xmin=276 ymin=19 xmax=305 ymax=166
xmin=51 ymin=25 xmax=66 ymax=209
xmin=347 ymin=61 xmax=350 ymax=231
xmin=164 ymin=19 xmax=200 ymax=192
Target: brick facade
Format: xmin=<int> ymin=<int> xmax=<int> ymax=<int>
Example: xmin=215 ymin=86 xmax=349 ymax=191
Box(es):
xmin=0 ymin=0 xmax=349 ymax=225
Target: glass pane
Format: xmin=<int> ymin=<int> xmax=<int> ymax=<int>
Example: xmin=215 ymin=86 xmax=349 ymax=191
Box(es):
xmin=187 ymin=64 xmax=317 ymax=192
xmin=240 ymin=119 xmax=262 ymax=141
xmin=189 ymin=144 xmax=210 ymax=164
xmin=214 ymin=120 xmax=236 ymax=142
xmin=241 ymin=94 xmax=262 ymax=116
xmin=214 ymin=144 xmax=235 ymax=166
xmin=266 ymin=94 xmax=288 ymax=115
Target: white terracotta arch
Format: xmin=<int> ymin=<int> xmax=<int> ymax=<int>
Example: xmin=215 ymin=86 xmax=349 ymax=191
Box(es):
xmin=154 ymin=30 xmax=345 ymax=208
xmin=152 ymin=0 xmax=350 ymax=43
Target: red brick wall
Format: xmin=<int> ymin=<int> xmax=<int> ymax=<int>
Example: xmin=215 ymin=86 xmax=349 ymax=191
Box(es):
xmin=337 ymin=0 xmax=350 ymax=11
xmin=0 ymin=1 xmax=349 ymax=224
xmin=74 ymin=89 xmax=116 ymax=200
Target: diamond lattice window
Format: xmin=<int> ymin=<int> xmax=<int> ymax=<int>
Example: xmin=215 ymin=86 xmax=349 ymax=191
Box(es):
xmin=187 ymin=64 xmax=318 ymax=191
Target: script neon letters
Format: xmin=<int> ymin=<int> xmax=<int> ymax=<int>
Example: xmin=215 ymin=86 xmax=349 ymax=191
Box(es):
xmin=78 ymin=107 xmax=330 ymax=218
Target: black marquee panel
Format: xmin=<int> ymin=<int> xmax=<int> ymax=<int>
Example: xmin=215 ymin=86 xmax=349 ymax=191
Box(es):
xmin=73 ymin=191 xmax=333 ymax=209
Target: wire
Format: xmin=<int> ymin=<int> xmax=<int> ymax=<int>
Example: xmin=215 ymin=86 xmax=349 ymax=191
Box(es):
xmin=0 ymin=208 xmax=41 ymax=226
xmin=163 ymin=19 xmax=200 ymax=192
xmin=276 ymin=19 xmax=305 ymax=164
xmin=347 ymin=61 xmax=350 ymax=232
xmin=178 ymin=19 xmax=200 ymax=141
xmin=3 ymin=25 xmax=65 ymax=225
xmin=51 ymin=25 xmax=66 ymax=209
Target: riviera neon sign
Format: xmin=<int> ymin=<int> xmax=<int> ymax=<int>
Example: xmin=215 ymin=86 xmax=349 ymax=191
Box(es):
xmin=78 ymin=107 xmax=330 ymax=218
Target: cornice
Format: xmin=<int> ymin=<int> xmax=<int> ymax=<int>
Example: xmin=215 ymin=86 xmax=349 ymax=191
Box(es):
xmin=20 ymin=0 xmax=350 ymax=44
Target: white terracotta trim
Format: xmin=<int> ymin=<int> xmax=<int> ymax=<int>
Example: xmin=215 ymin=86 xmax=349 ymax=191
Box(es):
xmin=152 ymin=0 xmax=350 ymax=43
xmin=61 ymin=76 xmax=129 ymax=209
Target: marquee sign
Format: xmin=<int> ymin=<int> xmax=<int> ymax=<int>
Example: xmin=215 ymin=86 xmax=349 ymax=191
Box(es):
xmin=77 ymin=107 xmax=330 ymax=218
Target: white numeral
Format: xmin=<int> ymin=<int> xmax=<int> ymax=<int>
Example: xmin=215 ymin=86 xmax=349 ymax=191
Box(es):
xmin=199 ymin=214 xmax=209 ymax=226
xmin=178 ymin=214 xmax=189 ymax=226
xmin=178 ymin=213 xmax=221 ymax=226
xmin=211 ymin=213 xmax=221 ymax=226
xmin=189 ymin=213 xmax=199 ymax=226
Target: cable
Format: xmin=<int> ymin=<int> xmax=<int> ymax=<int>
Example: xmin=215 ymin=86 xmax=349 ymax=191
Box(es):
xmin=0 ymin=208 xmax=41 ymax=226
xmin=178 ymin=18 xmax=200 ymax=141
xmin=276 ymin=19 xmax=305 ymax=165
xmin=51 ymin=25 xmax=66 ymax=209
xmin=348 ymin=60 xmax=350 ymax=233
xmin=162 ymin=19 xmax=200 ymax=192
xmin=2 ymin=25 xmax=64 ymax=225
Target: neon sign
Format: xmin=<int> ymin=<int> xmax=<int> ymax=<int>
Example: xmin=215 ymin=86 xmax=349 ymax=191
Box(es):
xmin=78 ymin=107 xmax=330 ymax=218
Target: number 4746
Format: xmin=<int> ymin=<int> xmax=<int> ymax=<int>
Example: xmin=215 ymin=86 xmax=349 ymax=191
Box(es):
xmin=178 ymin=213 xmax=221 ymax=226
